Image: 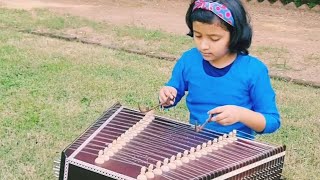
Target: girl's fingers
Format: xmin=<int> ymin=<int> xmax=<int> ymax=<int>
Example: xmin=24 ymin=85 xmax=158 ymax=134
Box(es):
xmin=207 ymin=106 xmax=224 ymax=115
xmin=213 ymin=113 xmax=228 ymax=122
xmin=169 ymin=90 xmax=177 ymax=99
xmin=159 ymin=90 xmax=168 ymax=104
xmin=166 ymin=92 xmax=175 ymax=105
xmin=165 ymin=88 xmax=175 ymax=100
xmin=169 ymin=100 xmax=174 ymax=105
xmin=215 ymin=117 xmax=231 ymax=126
xmin=159 ymin=87 xmax=175 ymax=106
xmin=159 ymin=86 xmax=177 ymax=106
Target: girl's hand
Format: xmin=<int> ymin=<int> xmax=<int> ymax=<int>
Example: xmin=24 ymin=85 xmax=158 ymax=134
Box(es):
xmin=207 ymin=105 xmax=244 ymax=126
xmin=159 ymin=86 xmax=177 ymax=107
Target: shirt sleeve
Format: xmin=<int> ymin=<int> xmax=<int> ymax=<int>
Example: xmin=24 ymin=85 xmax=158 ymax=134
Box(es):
xmin=165 ymin=55 xmax=188 ymax=107
xmin=249 ymin=64 xmax=281 ymax=134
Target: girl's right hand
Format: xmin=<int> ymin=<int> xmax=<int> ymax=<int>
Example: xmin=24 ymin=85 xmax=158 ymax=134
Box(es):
xmin=159 ymin=86 xmax=177 ymax=107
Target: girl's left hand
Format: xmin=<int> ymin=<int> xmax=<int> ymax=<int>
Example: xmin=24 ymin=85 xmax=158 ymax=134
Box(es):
xmin=207 ymin=105 xmax=244 ymax=126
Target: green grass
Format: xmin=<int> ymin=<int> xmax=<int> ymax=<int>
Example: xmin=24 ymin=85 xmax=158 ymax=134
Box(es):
xmin=0 ymin=8 xmax=102 ymax=30
xmin=0 ymin=8 xmax=319 ymax=180
xmin=0 ymin=8 xmax=193 ymax=58
xmin=257 ymin=81 xmax=320 ymax=179
xmin=0 ymin=30 xmax=177 ymax=179
xmin=252 ymin=46 xmax=291 ymax=70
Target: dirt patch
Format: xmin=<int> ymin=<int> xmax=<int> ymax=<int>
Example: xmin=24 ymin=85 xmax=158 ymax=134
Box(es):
xmin=1 ymin=0 xmax=320 ymax=84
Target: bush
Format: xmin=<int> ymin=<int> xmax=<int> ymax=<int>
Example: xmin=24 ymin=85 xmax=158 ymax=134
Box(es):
xmin=282 ymin=0 xmax=320 ymax=7
xmin=257 ymin=0 xmax=319 ymax=8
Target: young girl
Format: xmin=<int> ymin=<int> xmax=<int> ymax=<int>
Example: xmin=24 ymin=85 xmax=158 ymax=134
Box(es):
xmin=159 ymin=0 xmax=280 ymax=137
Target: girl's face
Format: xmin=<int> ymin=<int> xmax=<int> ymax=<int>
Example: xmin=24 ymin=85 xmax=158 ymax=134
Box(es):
xmin=193 ymin=21 xmax=232 ymax=63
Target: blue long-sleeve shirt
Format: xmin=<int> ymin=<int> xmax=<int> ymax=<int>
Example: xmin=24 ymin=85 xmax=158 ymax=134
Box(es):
xmin=166 ymin=48 xmax=280 ymax=136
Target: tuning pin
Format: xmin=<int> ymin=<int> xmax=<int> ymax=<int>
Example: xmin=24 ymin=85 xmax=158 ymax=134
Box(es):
xmin=195 ymin=145 xmax=202 ymax=158
xmin=154 ymin=161 xmax=163 ymax=175
xmin=175 ymin=153 xmax=183 ymax=166
xmin=181 ymin=150 xmax=190 ymax=163
xmin=161 ymin=158 xmax=170 ymax=172
xmin=145 ymin=164 xmax=155 ymax=179
xmin=201 ymin=142 xmax=208 ymax=155
xmin=168 ymin=155 xmax=177 ymax=169
xmin=94 ymin=150 xmax=105 ymax=164
xmin=188 ymin=147 xmax=196 ymax=160
xmin=137 ymin=167 xmax=147 ymax=180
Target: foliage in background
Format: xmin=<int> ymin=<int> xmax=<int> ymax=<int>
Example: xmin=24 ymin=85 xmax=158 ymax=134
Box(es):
xmin=283 ymin=0 xmax=319 ymax=7
xmin=257 ymin=0 xmax=319 ymax=8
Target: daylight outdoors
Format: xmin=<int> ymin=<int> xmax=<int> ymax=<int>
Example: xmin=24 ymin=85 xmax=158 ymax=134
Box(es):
xmin=0 ymin=0 xmax=319 ymax=180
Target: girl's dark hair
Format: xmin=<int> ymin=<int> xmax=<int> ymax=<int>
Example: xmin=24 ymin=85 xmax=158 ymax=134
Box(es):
xmin=186 ymin=0 xmax=252 ymax=55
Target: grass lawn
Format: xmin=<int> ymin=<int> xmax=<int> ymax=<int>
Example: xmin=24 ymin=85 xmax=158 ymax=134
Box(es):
xmin=0 ymin=8 xmax=319 ymax=180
